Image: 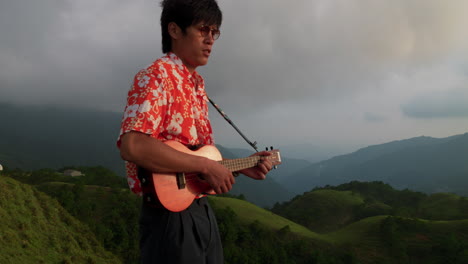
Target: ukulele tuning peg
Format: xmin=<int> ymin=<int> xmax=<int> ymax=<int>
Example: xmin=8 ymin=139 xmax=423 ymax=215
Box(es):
xmin=265 ymin=147 xmax=268 ymax=151
xmin=273 ymin=165 xmax=278 ymax=170
xmin=270 ymin=146 xmax=273 ymax=150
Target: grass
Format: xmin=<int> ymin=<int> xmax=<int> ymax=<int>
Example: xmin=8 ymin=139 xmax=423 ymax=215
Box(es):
xmin=276 ymin=189 xmax=366 ymax=232
xmin=325 ymin=215 xmax=387 ymax=244
xmin=420 ymin=192 xmax=465 ymax=220
xmin=0 ymin=176 xmax=121 ymax=264
xmin=209 ymin=196 xmax=324 ymax=240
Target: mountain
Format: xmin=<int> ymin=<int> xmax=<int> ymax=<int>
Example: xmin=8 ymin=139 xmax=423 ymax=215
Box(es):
xmin=3 ymin=102 xmax=467 ymax=204
xmin=282 ymin=133 xmax=468 ymax=195
xmin=0 ymin=103 xmax=125 ymax=175
xmin=277 ymin=142 xmax=354 ymax=163
xmin=0 ymin=103 xmax=295 ymax=207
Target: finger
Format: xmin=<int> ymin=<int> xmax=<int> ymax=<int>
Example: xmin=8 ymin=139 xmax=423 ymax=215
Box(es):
xmin=255 ymin=171 xmax=267 ymax=180
xmin=261 ymin=158 xmax=272 ymax=169
xmin=259 ymin=160 xmax=272 ymax=173
xmin=259 ymin=164 xmax=269 ymax=174
xmin=222 ymin=183 xmax=231 ymax=193
xmin=230 ymin=174 xmax=235 ymax=184
xmin=257 ymin=151 xmax=272 ymax=156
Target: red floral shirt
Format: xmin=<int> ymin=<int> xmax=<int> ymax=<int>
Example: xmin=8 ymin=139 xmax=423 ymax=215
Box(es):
xmin=117 ymin=53 xmax=214 ymax=195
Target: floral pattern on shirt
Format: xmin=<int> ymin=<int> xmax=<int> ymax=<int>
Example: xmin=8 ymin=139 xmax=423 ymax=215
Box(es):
xmin=117 ymin=53 xmax=214 ymax=195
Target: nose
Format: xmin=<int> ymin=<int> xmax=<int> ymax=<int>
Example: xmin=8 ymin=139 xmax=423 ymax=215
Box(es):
xmin=204 ymin=33 xmax=215 ymax=44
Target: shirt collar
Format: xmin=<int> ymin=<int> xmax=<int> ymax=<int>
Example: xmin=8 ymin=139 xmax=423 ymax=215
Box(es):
xmin=166 ymin=52 xmax=202 ymax=80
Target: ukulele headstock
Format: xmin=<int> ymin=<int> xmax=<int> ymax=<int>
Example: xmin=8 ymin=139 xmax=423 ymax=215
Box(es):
xmin=265 ymin=146 xmax=281 ymax=168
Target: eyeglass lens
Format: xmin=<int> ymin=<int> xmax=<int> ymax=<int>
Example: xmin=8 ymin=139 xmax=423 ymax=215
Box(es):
xmin=200 ymin=26 xmax=220 ymax=40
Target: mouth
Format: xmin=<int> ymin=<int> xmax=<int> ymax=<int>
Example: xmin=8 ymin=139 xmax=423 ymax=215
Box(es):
xmin=202 ymin=49 xmax=211 ymax=56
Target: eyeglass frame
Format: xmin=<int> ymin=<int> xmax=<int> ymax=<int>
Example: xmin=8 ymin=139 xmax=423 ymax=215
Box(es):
xmin=198 ymin=25 xmax=221 ymax=40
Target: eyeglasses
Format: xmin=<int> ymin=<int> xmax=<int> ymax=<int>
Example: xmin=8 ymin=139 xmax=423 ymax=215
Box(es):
xmin=198 ymin=25 xmax=220 ymax=40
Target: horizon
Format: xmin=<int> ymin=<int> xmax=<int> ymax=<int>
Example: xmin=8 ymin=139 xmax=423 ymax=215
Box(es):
xmin=2 ymin=101 xmax=467 ymax=165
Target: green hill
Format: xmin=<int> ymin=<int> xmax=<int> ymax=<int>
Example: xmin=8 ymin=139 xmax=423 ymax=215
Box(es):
xmin=0 ymin=176 xmax=121 ymax=264
xmin=4 ymin=167 xmax=468 ymax=264
xmin=35 ymin=181 xmax=141 ymax=263
xmin=209 ymin=196 xmax=321 ymax=240
xmin=272 ymin=189 xmax=365 ymax=233
xmin=207 ymin=196 xmax=353 ymax=264
xmin=326 ymin=216 xmax=468 ymax=264
xmin=273 ymin=182 xmax=468 ymax=232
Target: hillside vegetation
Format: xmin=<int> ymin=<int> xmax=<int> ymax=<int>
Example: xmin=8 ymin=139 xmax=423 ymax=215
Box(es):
xmin=273 ymin=181 xmax=468 ymax=232
xmin=3 ymin=167 xmax=468 ymax=264
xmin=2 ymin=167 xmax=355 ymax=264
xmin=0 ymin=176 xmax=120 ymax=264
xmin=4 ymin=167 xmax=140 ymax=263
xmin=326 ymin=216 xmax=468 ymax=264
xmin=272 ymin=181 xmax=468 ymax=263
xmin=209 ymin=196 xmax=321 ymax=239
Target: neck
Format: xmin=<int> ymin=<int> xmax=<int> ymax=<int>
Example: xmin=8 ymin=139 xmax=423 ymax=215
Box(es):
xmin=170 ymin=50 xmax=196 ymax=74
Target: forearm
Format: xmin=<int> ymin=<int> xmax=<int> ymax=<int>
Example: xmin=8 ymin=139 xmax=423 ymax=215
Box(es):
xmin=119 ymin=131 xmax=211 ymax=174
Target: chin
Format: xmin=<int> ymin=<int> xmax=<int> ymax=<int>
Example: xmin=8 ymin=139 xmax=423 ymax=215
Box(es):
xmin=198 ymin=60 xmax=209 ymax=67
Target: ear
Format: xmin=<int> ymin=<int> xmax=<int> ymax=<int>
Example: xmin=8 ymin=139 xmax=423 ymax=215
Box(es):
xmin=168 ymin=22 xmax=181 ymax=40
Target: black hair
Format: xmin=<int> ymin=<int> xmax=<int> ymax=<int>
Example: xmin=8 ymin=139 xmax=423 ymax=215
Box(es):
xmin=160 ymin=0 xmax=223 ymax=53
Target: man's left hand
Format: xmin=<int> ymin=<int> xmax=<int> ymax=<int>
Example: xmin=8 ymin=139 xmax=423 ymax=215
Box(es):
xmin=237 ymin=151 xmax=273 ymax=180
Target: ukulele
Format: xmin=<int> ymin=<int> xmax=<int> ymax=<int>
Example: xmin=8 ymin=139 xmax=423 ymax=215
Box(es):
xmin=138 ymin=140 xmax=281 ymax=212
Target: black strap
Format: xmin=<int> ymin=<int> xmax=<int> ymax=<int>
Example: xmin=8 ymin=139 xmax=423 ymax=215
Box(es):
xmin=208 ymin=97 xmax=259 ymax=152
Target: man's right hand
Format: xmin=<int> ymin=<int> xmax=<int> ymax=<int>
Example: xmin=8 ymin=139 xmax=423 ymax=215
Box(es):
xmin=201 ymin=159 xmax=235 ymax=194
xmin=120 ymin=132 xmax=235 ymax=194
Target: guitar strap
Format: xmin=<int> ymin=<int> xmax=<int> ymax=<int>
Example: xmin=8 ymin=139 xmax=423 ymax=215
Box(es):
xmin=208 ymin=97 xmax=259 ymax=152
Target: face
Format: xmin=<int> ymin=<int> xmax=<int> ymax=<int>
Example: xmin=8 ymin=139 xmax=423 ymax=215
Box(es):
xmin=170 ymin=22 xmax=220 ymax=73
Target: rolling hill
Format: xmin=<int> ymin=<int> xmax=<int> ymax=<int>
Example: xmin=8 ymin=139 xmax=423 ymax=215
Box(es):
xmin=0 ymin=176 xmax=121 ymax=264
xmin=3 ymin=168 xmax=468 ymax=264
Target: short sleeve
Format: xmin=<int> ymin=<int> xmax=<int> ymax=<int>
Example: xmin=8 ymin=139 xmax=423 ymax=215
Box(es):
xmin=117 ymin=69 xmax=168 ymax=146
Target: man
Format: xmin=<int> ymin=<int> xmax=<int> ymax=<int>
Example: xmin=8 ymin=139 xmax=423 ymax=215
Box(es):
xmin=117 ymin=0 xmax=273 ymax=263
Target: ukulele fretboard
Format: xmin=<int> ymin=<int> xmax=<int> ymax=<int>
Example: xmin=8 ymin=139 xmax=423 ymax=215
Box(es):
xmin=218 ymin=151 xmax=280 ymax=172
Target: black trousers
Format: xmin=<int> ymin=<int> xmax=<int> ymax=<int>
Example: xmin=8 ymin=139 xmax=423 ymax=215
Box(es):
xmin=139 ymin=197 xmax=224 ymax=264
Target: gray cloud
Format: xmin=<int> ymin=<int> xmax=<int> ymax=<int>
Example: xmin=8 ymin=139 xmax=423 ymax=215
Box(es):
xmin=200 ymin=0 xmax=468 ymax=113
xmin=401 ymin=88 xmax=468 ymax=119
xmin=364 ymin=112 xmax=388 ymax=123
xmin=1 ymin=0 xmax=468 ymax=147
xmin=0 ymin=0 xmax=161 ymax=111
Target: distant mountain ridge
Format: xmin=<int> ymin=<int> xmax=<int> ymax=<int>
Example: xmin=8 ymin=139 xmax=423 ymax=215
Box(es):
xmin=281 ymin=133 xmax=468 ymax=196
xmin=2 ymin=103 xmax=467 ymax=204
xmin=0 ymin=103 xmax=124 ymax=175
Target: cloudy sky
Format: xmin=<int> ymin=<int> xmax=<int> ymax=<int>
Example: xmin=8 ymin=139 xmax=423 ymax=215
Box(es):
xmin=1 ymin=0 xmax=468 ymax=154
